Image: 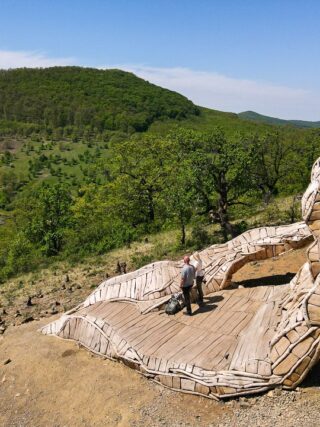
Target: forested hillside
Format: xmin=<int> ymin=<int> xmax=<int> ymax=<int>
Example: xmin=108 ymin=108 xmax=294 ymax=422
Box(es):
xmin=0 ymin=66 xmax=199 ymax=134
xmin=239 ymin=110 xmax=320 ymax=129
xmin=0 ymin=66 xmax=320 ymax=282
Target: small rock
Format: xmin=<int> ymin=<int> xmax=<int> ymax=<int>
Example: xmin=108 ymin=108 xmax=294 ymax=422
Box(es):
xmin=15 ymin=393 xmax=20 ymax=397
xmin=21 ymin=316 xmax=34 ymax=324
xmin=50 ymin=305 xmax=58 ymax=315
xmin=240 ymin=401 xmax=250 ymax=408
xmin=274 ymin=388 xmax=282 ymax=396
xmin=0 ymin=326 xmax=6 ymax=334
xmin=61 ymin=284 xmax=66 ymax=290
xmin=3 ymin=358 xmax=11 ymax=365
xmin=76 ymin=284 xmax=82 ymax=289
xmin=267 ymin=390 xmax=274 ymax=398
xmin=14 ymin=310 xmax=21 ymax=317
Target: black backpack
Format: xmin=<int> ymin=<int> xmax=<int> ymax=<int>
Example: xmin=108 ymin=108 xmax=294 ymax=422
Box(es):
xmin=165 ymin=293 xmax=184 ymax=315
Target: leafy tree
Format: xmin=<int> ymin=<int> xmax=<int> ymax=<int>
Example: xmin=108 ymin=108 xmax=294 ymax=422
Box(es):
xmin=162 ymin=162 xmax=195 ymax=245
xmin=108 ymin=136 xmax=170 ymax=230
xmin=2 ymin=232 xmax=40 ymax=278
xmin=254 ymin=132 xmax=297 ymax=202
xmin=0 ymin=170 xmax=20 ymax=207
xmin=204 ymin=132 xmax=258 ymax=240
xmin=167 ymin=129 xmax=258 ymax=241
xmin=16 ymin=182 xmax=72 ymax=255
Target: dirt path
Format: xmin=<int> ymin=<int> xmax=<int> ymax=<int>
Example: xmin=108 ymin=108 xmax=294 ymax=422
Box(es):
xmin=1 ymin=247 xmax=320 ymax=427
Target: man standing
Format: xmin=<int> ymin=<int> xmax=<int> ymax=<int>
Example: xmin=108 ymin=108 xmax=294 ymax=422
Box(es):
xmin=180 ymin=255 xmax=195 ymax=316
xmin=191 ymin=252 xmax=205 ymax=306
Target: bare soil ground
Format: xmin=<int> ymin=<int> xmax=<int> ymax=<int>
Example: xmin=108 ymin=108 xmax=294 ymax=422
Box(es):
xmin=1 ymin=246 xmax=320 ymax=427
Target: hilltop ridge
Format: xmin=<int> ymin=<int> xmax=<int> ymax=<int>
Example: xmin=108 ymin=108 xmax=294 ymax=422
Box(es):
xmin=239 ymin=110 xmax=320 ymax=129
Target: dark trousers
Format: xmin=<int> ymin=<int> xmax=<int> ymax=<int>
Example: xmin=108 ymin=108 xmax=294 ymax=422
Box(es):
xmin=182 ymin=286 xmax=193 ymax=314
xmin=196 ymin=276 xmax=204 ymax=303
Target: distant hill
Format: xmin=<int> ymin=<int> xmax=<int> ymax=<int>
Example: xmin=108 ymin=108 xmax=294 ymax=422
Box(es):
xmin=0 ymin=66 xmax=199 ymax=133
xmin=238 ymin=111 xmax=320 ymax=129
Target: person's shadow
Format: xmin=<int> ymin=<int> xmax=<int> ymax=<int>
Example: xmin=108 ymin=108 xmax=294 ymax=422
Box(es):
xmin=192 ymin=295 xmax=224 ymax=315
xmin=234 ymin=273 xmax=295 ymax=288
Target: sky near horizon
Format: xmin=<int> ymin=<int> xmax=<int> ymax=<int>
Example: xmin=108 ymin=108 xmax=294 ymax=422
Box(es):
xmin=0 ymin=0 xmax=320 ymax=120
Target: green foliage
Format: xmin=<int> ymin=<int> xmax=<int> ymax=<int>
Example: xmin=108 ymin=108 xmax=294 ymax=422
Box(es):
xmin=64 ymin=184 xmax=137 ymax=256
xmin=1 ymin=233 xmax=41 ymax=279
xmin=189 ymin=223 xmax=212 ymax=249
xmin=15 ymin=182 xmax=72 ymax=256
xmin=131 ymin=253 xmax=154 ymax=270
xmin=0 ymin=170 xmax=21 ymax=207
xmin=239 ymin=111 xmax=320 ymax=129
xmin=108 ymin=136 xmax=171 ymax=232
xmin=0 ymin=67 xmax=198 ymax=134
xmin=1 ymin=67 xmax=320 ymax=280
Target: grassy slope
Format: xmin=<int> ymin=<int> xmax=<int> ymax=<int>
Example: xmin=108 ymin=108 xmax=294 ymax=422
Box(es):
xmin=2 ymin=106 xmax=308 ymax=194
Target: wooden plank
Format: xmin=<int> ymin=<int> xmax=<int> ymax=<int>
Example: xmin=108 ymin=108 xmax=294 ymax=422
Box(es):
xmin=138 ymin=321 xmax=182 ymax=354
xmin=155 ymin=327 xmax=200 ymax=360
xmin=292 ymin=337 xmax=314 ymax=358
xmin=181 ymin=378 xmax=195 ymax=392
xmin=133 ymin=318 xmax=174 ymax=350
xmin=273 ymin=353 xmax=299 ymax=375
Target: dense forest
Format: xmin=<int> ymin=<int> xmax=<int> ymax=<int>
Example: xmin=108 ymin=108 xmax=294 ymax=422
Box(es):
xmin=0 ymin=66 xmax=199 ymax=135
xmin=0 ymin=67 xmax=320 ymax=281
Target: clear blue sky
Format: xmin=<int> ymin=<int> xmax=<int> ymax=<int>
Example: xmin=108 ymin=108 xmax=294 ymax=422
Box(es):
xmin=1 ymin=0 xmax=320 ymax=119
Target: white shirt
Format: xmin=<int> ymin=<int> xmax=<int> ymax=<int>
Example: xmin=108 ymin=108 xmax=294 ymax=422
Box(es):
xmin=192 ymin=259 xmax=205 ymax=277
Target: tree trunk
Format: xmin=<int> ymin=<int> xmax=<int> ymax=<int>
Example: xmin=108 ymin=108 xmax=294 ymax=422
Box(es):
xmin=218 ymin=200 xmax=234 ymax=241
xmin=146 ymin=188 xmax=155 ymax=222
xmin=217 ymin=174 xmax=235 ymax=241
xmin=180 ymin=221 xmax=186 ymax=246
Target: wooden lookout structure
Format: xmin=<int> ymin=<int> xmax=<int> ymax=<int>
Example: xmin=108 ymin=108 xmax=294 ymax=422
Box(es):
xmin=42 ymin=159 xmax=320 ymax=400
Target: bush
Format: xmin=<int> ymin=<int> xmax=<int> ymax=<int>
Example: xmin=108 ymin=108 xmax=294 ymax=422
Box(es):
xmin=261 ymin=203 xmax=286 ymax=225
xmin=131 ymin=253 xmax=154 ymax=270
xmin=189 ymin=224 xmax=211 ymax=249
xmin=233 ymin=220 xmax=249 ymax=236
xmin=1 ymin=233 xmax=41 ymax=279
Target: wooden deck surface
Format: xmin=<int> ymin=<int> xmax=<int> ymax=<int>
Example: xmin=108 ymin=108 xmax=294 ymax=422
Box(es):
xmin=76 ymin=283 xmax=286 ymax=375
xmin=40 ymin=159 xmax=320 ymax=399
